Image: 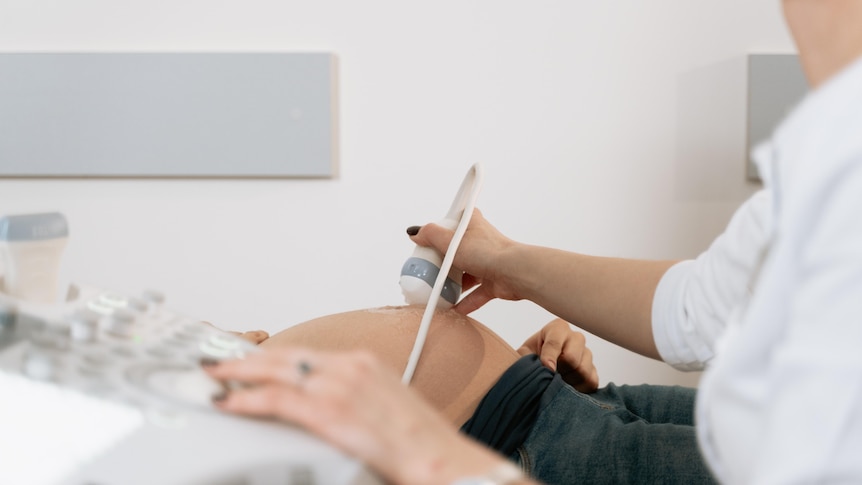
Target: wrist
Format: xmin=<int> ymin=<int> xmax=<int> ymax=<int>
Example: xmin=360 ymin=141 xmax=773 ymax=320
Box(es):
xmin=394 ymin=437 xmax=519 ymax=485
xmin=505 ymin=243 xmax=549 ymax=302
xmin=450 ymin=461 xmax=528 ymax=485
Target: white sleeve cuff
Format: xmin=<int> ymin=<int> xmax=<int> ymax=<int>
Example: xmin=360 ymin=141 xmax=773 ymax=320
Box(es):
xmin=652 ymin=260 xmax=710 ymax=371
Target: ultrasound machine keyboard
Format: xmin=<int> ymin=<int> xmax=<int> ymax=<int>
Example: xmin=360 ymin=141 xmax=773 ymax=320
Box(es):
xmin=0 ymin=285 xmax=379 ymax=485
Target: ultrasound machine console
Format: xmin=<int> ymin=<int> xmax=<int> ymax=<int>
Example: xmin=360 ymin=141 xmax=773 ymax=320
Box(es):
xmin=0 ymin=213 xmax=380 ymax=485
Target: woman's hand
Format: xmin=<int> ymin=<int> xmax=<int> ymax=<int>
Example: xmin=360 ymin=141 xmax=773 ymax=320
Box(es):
xmin=517 ymin=319 xmax=599 ymax=393
xmin=203 ymin=348 xmax=520 ymax=485
xmin=407 ymin=209 xmax=523 ymax=315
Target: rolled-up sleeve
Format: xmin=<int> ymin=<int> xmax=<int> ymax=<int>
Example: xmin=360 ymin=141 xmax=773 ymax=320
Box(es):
xmin=651 ymin=190 xmax=772 ymax=371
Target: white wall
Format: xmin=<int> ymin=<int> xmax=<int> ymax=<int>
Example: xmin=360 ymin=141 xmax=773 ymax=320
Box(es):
xmin=0 ymin=0 xmax=795 ymax=387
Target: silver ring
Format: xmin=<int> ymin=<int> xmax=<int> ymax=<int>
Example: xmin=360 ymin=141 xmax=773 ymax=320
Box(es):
xmin=297 ymin=360 xmax=313 ymax=378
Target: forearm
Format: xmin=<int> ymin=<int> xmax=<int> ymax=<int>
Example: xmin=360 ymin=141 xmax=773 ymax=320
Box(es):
xmin=505 ymin=243 xmax=676 ymax=360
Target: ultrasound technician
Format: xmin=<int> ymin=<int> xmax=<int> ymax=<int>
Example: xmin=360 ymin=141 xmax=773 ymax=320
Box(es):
xmin=205 ymin=1 xmax=862 ymax=483
xmin=407 ymin=1 xmax=862 ymax=483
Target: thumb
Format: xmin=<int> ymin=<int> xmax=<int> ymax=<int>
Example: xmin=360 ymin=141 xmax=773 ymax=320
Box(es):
xmin=539 ymin=340 xmax=562 ymax=373
xmin=454 ymin=285 xmax=495 ymax=315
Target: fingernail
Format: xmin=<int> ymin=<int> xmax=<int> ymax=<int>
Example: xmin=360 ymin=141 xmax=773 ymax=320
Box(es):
xmin=200 ymin=357 xmax=220 ymax=368
xmin=406 ymin=226 xmax=420 ymax=236
xmin=545 ymin=360 xmax=557 ymax=372
xmin=212 ymin=391 xmax=229 ymax=403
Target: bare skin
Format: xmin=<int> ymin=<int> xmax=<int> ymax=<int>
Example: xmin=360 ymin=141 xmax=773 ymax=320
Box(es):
xmin=782 ymin=0 xmax=862 ymax=87
xmin=260 ymin=305 xmax=521 ymax=426
xmin=409 ymin=210 xmax=675 ymax=360
xmin=517 ymin=318 xmax=598 ymax=392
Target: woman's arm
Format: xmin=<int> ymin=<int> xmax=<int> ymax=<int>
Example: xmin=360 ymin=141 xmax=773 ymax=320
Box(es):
xmin=410 ymin=210 xmax=673 ymax=360
xmin=204 ymin=348 xmax=539 ymax=485
xmin=411 ymin=191 xmax=772 ymax=365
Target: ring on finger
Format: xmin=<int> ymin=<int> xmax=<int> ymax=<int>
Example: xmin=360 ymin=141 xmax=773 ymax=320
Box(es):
xmin=296 ymin=360 xmax=314 ymax=387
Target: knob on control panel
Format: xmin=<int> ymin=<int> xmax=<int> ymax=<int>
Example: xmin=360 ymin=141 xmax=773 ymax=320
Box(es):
xmin=106 ymin=309 xmax=136 ymax=338
xmin=69 ymin=311 xmax=100 ymax=342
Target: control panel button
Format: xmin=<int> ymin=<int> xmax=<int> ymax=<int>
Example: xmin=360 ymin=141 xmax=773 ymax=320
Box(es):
xmin=126 ymin=297 xmax=149 ymax=313
xmin=68 ymin=311 xmax=100 ymax=342
xmin=87 ymin=299 xmax=116 ymax=316
xmin=106 ymin=310 xmax=136 ymax=338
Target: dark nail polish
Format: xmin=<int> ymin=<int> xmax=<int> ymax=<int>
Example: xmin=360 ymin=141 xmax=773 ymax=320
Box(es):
xmin=200 ymin=357 xmax=220 ymax=368
xmin=212 ymin=391 xmax=229 ymax=403
xmin=406 ymin=226 xmax=421 ymax=236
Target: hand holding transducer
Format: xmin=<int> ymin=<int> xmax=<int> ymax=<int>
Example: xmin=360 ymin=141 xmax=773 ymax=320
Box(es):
xmin=407 ymin=209 xmax=524 ymax=315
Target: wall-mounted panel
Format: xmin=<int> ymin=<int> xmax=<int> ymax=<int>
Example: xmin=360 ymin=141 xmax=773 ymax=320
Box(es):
xmin=747 ymin=54 xmax=807 ymax=181
xmin=0 ymin=53 xmax=337 ymax=178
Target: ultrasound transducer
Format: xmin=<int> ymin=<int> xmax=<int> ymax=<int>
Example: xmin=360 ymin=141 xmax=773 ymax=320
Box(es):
xmin=399 ymin=163 xmax=484 ymax=385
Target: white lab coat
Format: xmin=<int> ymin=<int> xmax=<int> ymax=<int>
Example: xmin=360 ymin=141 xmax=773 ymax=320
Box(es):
xmin=652 ymin=55 xmax=862 ymax=483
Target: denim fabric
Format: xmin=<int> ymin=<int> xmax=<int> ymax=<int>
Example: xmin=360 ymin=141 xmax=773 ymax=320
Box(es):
xmin=514 ymin=383 xmax=716 ymax=485
xmin=461 ymin=355 xmax=564 ymax=456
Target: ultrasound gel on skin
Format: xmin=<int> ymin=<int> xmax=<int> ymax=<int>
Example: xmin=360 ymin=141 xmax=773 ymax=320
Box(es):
xmin=399 ymin=217 xmax=463 ymax=310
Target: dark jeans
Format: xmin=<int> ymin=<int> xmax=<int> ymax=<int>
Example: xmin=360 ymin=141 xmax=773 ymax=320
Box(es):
xmin=512 ymin=383 xmax=716 ymax=484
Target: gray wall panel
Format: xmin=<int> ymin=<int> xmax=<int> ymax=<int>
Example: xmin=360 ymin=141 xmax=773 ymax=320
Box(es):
xmin=747 ymin=54 xmax=807 ymax=181
xmin=0 ymin=53 xmax=337 ymax=177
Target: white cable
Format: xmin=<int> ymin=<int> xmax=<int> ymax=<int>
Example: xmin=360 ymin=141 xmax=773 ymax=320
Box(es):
xmin=401 ymin=163 xmax=484 ymax=385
